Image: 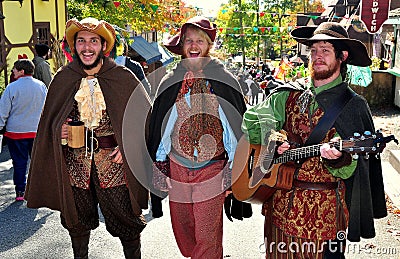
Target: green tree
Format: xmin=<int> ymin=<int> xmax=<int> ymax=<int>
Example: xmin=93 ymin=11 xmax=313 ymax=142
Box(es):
xmin=66 ymin=0 xmax=191 ymax=34
xmin=215 ymin=0 xmax=316 ymax=62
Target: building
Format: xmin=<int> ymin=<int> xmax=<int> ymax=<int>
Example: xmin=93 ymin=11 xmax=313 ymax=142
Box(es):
xmin=0 ymin=0 xmax=67 ymax=85
xmin=386 ymin=8 xmax=400 ymax=108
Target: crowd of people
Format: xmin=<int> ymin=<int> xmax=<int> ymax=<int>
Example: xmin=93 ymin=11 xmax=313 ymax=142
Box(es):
xmin=0 ymin=15 xmax=388 ymax=259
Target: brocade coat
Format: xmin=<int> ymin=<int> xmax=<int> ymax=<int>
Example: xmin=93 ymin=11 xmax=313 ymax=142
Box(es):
xmin=270 ymin=81 xmax=387 ymax=242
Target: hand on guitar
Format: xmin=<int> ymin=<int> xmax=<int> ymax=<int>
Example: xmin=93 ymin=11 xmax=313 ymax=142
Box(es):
xmin=320 ymin=137 xmax=342 ymax=160
xmin=277 ymin=141 xmax=290 ymax=154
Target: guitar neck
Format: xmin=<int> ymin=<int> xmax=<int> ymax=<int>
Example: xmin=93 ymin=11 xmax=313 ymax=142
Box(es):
xmin=270 ymin=132 xmax=397 ymax=165
xmin=274 ymin=142 xmax=339 ymax=164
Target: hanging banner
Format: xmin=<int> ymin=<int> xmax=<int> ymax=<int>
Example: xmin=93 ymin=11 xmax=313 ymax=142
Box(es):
xmin=360 ymin=0 xmax=391 ymax=34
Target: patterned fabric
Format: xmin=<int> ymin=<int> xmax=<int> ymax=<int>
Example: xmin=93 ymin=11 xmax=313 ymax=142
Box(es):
xmin=64 ymin=102 xmax=124 ymax=189
xmin=171 ymin=77 xmax=225 ymax=162
xmin=272 ymin=91 xmax=349 ymax=240
xmin=152 ymin=160 xmax=170 ymax=191
xmin=168 ymin=158 xmax=225 ymax=259
xmin=60 ymin=163 xmax=146 ymax=238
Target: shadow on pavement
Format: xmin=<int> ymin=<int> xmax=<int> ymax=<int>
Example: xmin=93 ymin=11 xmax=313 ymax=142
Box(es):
xmin=0 ymin=202 xmax=53 ymax=253
xmin=0 ymin=144 xmax=54 ymax=253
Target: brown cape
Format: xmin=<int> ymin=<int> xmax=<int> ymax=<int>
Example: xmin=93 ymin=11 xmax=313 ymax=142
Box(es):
xmin=25 ymin=57 xmax=151 ymax=228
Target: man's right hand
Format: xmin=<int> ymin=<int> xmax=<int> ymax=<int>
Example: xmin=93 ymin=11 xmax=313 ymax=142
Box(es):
xmin=61 ymin=118 xmax=72 ymax=139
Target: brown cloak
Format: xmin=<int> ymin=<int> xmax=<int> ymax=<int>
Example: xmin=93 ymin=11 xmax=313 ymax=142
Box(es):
xmin=25 ymin=57 xmax=150 ymax=228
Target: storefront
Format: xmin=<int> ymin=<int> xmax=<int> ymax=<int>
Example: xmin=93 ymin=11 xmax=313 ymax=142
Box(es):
xmin=386 ymin=17 xmax=400 ymax=108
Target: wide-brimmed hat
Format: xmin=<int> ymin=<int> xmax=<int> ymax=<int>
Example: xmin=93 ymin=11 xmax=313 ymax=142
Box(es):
xmin=290 ymin=22 xmax=371 ymax=67
xmin=65 ymin=17 xmax=116 ymax=54
xmin=164 ymin=16 xmax=217 ymax=55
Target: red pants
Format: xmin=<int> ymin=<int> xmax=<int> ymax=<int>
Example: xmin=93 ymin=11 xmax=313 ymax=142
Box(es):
xmin=169 ymin=158 xmax=226 ymax=259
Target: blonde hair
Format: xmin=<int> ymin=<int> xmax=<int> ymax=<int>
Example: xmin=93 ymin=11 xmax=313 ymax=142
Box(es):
xmin=180 ymin=24 xmax=213 ymax=46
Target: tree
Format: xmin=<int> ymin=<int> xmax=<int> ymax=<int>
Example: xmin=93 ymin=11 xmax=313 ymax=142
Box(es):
xmin=215 ymin=0 xmax=301 ymax=62
xmin=66 ymin=0 xmax=193 ymax=35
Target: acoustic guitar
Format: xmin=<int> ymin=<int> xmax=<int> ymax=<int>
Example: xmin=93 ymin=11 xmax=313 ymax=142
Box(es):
xmin=232 ymin=130 xmax=398 ymax=204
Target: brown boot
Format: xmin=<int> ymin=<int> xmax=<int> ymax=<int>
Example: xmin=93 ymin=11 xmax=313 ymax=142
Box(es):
xmin=120 ymin=236 xmax=141 ymax=259
xmin=69 ymin=230 xmax=90 ymax=259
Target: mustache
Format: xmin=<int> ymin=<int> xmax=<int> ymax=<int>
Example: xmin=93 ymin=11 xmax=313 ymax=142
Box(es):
xmin=312 ymin=60 xmax=327 ymax=66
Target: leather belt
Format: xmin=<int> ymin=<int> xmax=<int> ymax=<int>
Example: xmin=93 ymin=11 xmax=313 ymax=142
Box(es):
xmin=88 ymin=134 xmax=117 ymax=152
xmin=293 ymin=179 xmax=339 ymax=191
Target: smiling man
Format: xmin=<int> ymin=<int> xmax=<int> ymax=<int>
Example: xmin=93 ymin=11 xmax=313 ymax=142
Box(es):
xmin=240 ymin=22 xmax=387 ymax=258
xmin=25 ymin=17 xmax=151 ymax=258
xmin=147 ymin=16 xmax=252 ymax=258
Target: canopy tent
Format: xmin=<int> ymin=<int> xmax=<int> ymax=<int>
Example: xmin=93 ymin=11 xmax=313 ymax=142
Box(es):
xmin=129 ymin=36 xmax=162 ymax=65
xmin=150 ymin=42 xmax=174 ymax=66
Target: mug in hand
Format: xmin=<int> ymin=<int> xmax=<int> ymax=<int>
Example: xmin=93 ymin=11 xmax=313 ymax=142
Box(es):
xmin=68 ymin=121 xmax=85 ymax=148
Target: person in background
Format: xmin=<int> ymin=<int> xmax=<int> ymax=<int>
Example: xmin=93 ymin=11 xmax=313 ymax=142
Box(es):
xmin=33 ymin=43 xmax=53 ymax=87
xmin=239 ymin=22 xmax=387 ymax=258
xmin=249 ymin=78 xmax=261 ymax=105
xmin=25 ymin=17 xmax=150 ymax=258
xmin=147 ymin=16 xmax=252 ymax=259
xmin=0 ymin=59 xmax=47 ymax=201
xmin=237 ymin=74 xmax=249 ymax=103
xmin=111 ymin=33 xmax=152 ymax=97
xmin=9 ymin=54 xmax=29 ymax=83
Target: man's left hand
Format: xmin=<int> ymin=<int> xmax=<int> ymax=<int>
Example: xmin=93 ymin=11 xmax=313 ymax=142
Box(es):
xmin=109 ymin=147 xmax=123 ymax=164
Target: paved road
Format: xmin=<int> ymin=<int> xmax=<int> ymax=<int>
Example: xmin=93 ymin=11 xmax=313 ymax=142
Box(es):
xmin=1 ymin=117 xmax=400 ymax=259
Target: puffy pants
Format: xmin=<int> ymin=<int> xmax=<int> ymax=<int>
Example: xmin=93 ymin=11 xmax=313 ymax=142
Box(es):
xmin=61 ymin=162 xmax=144 ymax=258
xmin=168 ymin=158 xmax=226 ymax=259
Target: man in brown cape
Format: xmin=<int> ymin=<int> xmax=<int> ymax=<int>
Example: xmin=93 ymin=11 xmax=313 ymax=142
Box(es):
xmin=25 ymin=17 xmax=150 ymax=258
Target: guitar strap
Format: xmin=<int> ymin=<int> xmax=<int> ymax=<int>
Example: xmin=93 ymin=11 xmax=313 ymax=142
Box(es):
xmin=304 ymin=88 xmax=356 ymax=146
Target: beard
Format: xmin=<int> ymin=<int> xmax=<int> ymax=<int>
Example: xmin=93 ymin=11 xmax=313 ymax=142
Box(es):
xmin=77 ymin=51 xmax=104 ymax=70
xmin=309 ymin=59 xmax=341 ymax=80
xmin=182 ymin=49 xmax=210 ymax=71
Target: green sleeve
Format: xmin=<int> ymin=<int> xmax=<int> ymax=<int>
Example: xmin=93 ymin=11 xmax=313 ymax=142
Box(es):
xmin=241 ymin=91 xmax=290 ymax=145
xmin=326 ymin=158 xmax=358 ymax=179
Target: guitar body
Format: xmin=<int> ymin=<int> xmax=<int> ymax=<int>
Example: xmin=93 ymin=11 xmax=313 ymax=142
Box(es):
xmin=232 ymin=136 xmax=296 ymax=204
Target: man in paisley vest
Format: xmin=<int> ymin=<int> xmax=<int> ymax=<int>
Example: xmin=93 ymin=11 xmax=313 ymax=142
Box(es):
xmin=241 ymin=22 xmax=387 ymax=258
xmin=147 ymin=16 xmax=252 ymax=258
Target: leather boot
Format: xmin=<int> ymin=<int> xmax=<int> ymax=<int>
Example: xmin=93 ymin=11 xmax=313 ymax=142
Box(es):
xmin=69 ymin=230 xmax=90 ymax=259
xmin=120 ymin=236 xmax=141 ymax=259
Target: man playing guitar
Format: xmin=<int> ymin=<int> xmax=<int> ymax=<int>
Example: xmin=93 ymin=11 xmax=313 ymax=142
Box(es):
xmin=237 ymin=22 xmax=388 ymax=258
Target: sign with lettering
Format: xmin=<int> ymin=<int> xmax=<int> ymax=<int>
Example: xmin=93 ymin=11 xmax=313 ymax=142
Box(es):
xmin=360 ymin=0 xmax=391 ymax=34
